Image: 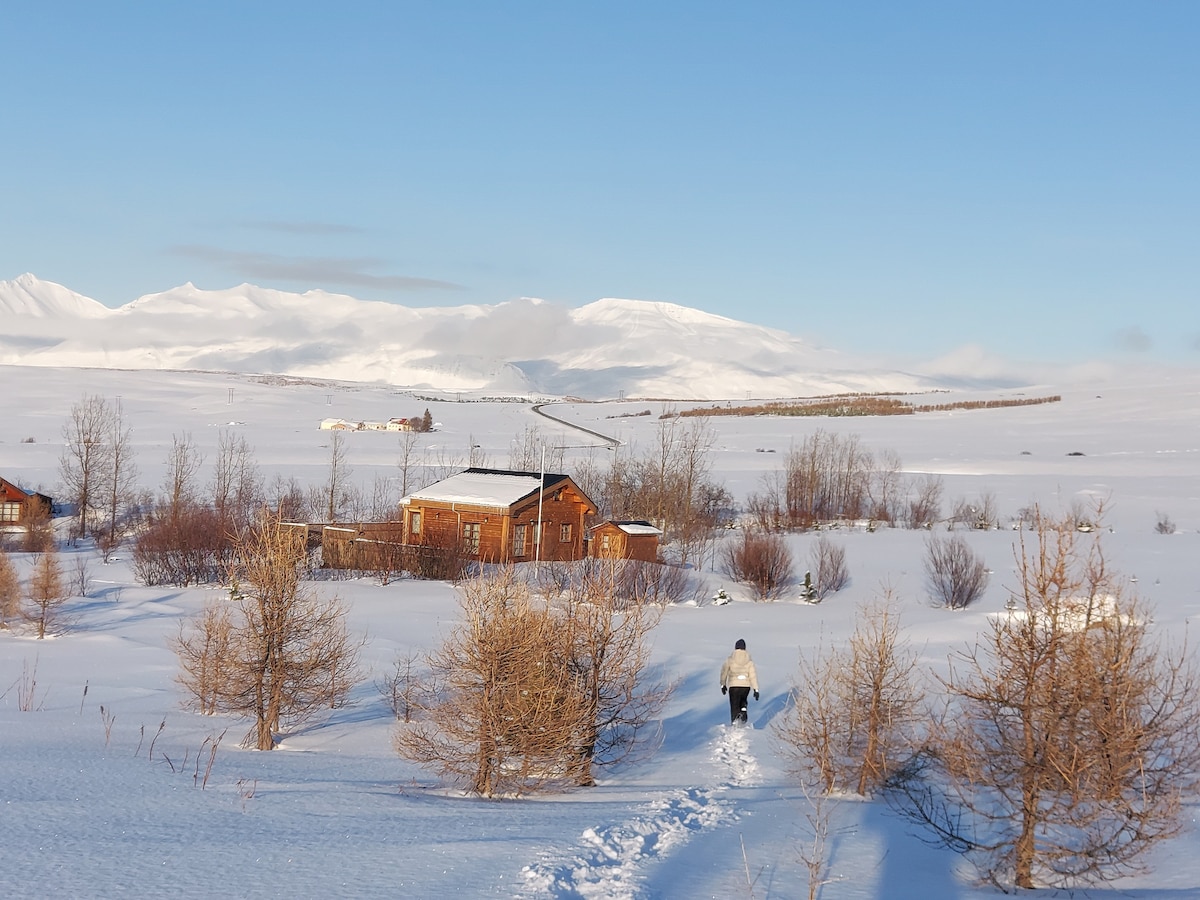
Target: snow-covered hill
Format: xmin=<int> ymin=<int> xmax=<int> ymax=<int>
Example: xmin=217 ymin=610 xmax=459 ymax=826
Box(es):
xmin=0 ymin=274 xmax=949 ymax=399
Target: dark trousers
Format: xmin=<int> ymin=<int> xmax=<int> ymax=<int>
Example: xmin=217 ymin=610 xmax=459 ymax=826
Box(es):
xmin=728 ymin=686 xmax=751 ymax=723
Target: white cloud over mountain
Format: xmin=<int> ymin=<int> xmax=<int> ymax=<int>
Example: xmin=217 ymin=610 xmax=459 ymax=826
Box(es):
xmin=1 ymin=273 xmax=1004 ymax=399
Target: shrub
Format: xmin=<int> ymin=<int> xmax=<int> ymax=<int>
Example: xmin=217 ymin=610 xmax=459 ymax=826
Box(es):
xmin=776 ymin=598 xmax=925 ymax=795
xmin=131 ymin=504 xmax=233 ymax=586
xmin=0 ymin=549 xmax=21 ymax=628
xmin=721 ymin=530 xmax=794 ymax=601
xmin=810 ymin=536 xmax=849 ymax=599
xmin=924 ymin=534 xmax=988 ymax=609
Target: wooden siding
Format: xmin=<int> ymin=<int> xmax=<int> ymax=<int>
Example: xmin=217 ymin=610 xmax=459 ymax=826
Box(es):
xmin=590 ymin=521 xmax=662 ymax=563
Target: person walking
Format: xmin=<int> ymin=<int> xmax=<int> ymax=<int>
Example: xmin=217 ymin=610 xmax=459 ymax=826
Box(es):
xmin=720 ymin=638 xmax=759 ymax=724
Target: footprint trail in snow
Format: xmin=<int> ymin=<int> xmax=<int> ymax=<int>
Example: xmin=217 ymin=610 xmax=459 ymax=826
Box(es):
xmin=519 ymin=725 xmax=761 ymax=899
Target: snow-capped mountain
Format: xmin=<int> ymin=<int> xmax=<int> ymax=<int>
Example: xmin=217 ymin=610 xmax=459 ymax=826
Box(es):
xmin=0 ymin=274 xmax=945 ymax=399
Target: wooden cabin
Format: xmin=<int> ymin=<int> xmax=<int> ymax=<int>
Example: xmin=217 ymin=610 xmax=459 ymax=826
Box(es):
xmin=0 ymin=477 xmax=52 ymax=532
xmin=399 ymin=467 xmax=597 ymax=564
xmin=590 ymin=520 xmax=663 ymax=563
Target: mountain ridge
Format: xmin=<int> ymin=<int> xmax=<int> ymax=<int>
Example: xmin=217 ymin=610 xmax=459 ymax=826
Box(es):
xmin=0 ymin=273 xmax=970 ymax=399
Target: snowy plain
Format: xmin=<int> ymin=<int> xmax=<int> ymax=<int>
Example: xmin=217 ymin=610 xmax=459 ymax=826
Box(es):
xmin=2 ymin=361 xmax=1200 ymax=900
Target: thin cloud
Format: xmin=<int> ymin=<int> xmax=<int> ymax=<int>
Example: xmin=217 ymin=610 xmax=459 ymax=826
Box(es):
xmin=239 ymin=220 xmax=368 ymax=236
xmin=1114 ymin=325 xmax=1153 ymax=353
xmin=170 ymin=245 xmax=463 ymax=292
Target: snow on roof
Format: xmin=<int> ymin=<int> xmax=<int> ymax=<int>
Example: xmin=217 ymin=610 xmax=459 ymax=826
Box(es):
xmin=402 ymin=469 xmax=560 ymax=509
xmin=611 ymin=520 xmax=663 ymax=536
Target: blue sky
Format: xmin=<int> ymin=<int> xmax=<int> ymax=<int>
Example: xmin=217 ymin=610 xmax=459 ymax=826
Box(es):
xmin=3 ymin=2 xmax=1197 ymax=366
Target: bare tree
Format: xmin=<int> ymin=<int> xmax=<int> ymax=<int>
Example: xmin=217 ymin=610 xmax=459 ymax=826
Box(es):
xmin=867 ymin=447 xmax=905 ymax=525
xmin=721 ymin=530 xmax=794 ymax=601
xmin=950 ymin=491 xmax=998 ymax=531
xmin=397 ymin=565 xmax=671 ymax=794
xmin=267 ymin=474 xmax=309 ymax=522
xmin=210 ymin=429 xmax=262 ymax=532
xmin=508 ymin=423 xmax=563 ymax=472
xmin=553 ymin=559 xmax=673 ymax=786
xmin=317 ymin=430 xmax=353 ymax=523
xmin=25 ymin=549 xmax=68 ymax=639
xmin=665 ymin=417 xmax=720 ymax=567
xmin=59 ymin=394 xmax=114 ymax=542
xmin=173 ymin=603 xmax=235 ymax=715
xmin=396 ymin=429 xmax=422 ymax=496
xmin=162 ymin=433 xmax=204 ymax=524
xmin=20 ymin=498 xmax=55 ymax=553
xmin=365 ymin=472 xmax=397 ymax=522
xmin=924 ymin=534 xmax=989 ymax=609
xmin=775 ymin=597 xmax=925 ymax=795
xmin=173 ymin=514 xmax=362 ymax=749
xmin=809 ymin=536 xmax=849 ymax=599
xmin=96 ymin=399 xmax=139 ymax=561
xmin=466 ymin=433 xmax=490 ymax=469
xmin=903 ymin=516 xmax=1200 ymax=889
xmin=377 ymin=650 xmax=424 ymax=723
xmin=132 ymin=504 xmax=230 ymax=586
xmin=906 ymin=474 xmax=943 ymax=529
xmin=395 ymin=569 xmax=587 ymax=796
xmin=0 ymin=548 xmax=21 ymax=628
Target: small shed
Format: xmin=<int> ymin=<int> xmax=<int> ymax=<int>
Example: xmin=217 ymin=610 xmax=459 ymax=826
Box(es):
xmin=590 ymin=520 xmax=663 ymax=563
xmin=0 ymin=477 xmax=52 ymax=532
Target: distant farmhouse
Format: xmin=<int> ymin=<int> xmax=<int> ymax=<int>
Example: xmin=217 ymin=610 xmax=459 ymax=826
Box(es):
xmin=319 ymin=410 xmax=434 ymax=433
xmin=320 ymin=417 xmax=412 ymax=432
xmin=319 ymin=467 xmax=661 ymax=569
xmin=0 ymin=476 xmax=52 ymax=533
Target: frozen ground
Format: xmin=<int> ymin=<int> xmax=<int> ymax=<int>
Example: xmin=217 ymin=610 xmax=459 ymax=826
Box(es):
xmin=2 ymin=364 xmax=1200 ymax=898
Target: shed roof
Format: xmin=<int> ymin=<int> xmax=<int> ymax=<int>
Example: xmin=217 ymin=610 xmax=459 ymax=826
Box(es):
xmin=597 ymin=519 xmax=663 ymax=536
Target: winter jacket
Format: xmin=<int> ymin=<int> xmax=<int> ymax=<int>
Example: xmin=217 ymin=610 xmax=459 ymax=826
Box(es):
xmin=720 ymin=649 xmax=759 ymax=692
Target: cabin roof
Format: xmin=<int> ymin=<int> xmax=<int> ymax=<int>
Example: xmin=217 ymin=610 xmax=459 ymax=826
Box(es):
xmin=401 ymin=467 xmax=572 ymax=509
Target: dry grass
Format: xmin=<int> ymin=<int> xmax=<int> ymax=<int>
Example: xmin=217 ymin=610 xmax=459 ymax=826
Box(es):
xmin=675 ymin=394 xmax=1061 ymax=419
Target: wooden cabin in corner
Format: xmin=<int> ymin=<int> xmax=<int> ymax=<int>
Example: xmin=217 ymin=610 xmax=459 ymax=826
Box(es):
xmin=0 ymin=477 xmax=52 ymax=533
xmin=399 ymin=467 xmax=597 ymax=564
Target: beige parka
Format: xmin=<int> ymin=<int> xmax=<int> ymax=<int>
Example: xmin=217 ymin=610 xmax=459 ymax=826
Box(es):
xmin=720 ymin=648 xmax=759 ymax=692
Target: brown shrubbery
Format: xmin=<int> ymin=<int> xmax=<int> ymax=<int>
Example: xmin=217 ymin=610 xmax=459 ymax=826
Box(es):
xmin=132 ymin=503 xmax=235 ymax=586
xmin=395 ymin=564 xmax=672 ymax=796
xmin=675 ymin=393 xmax=1061 ymax=419
xmin=0 ymin=548 xmax=21 ymax=629
xmin=896 ymin=512 xmax=1200 ymax=890
xmin=809 ymin=536 xmax=849 ymax=600
xmin=924 ymin=534 xmax=989 ymax=609
xmin=573 ymin=416 xmax=732 ymax=569
xmin=721 ymin=530 xmax=794 ymax=601
xmin=26 ymin=549 xmax=68 ymax=639
xmin=744 ymin=431 xmax=898 ymax=529
xmin=173 ymin=515 xmax=362 ymax=750
xmin=776 ymin=597 xmax=925 ymax=795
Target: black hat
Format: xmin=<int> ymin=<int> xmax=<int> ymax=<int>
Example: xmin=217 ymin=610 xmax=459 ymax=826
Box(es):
xmin=735 ymin=638 xmax=746 ymax=650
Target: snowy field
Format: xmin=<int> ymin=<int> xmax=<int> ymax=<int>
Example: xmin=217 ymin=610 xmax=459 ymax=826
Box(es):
xmin=2 ymin=363 xmax=1200 ymax=899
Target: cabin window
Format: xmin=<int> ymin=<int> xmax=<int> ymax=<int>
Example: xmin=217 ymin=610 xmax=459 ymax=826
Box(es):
xmin=513 ymin=524 xmax=527 ymax=556
xmin=463 ymin=522 xmax=480 ymax=553
xmin=410 ymin=511 xmax=421 ymax=535
xmin=0 ymin=502 xmax=20 ymax=523
xmin=560 ymin=523 xmax=572 ymax=543
xmin=600 ymin=533 xmax=611 ymax=552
